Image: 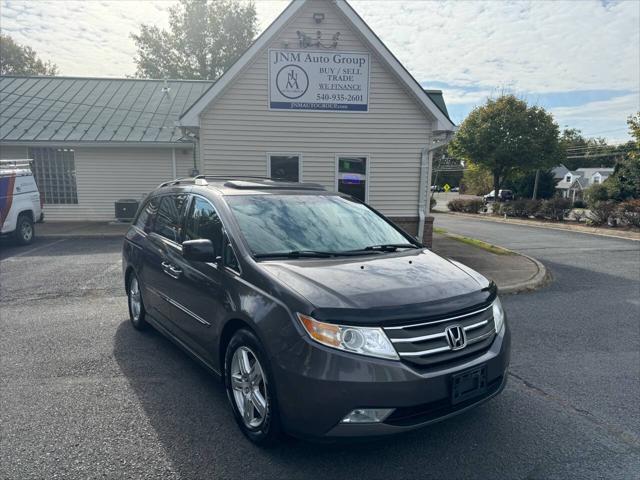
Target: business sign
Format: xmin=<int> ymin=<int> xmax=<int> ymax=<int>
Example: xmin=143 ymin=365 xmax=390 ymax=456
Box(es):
xmin=269 ymin=49 xmax=370 ymax=112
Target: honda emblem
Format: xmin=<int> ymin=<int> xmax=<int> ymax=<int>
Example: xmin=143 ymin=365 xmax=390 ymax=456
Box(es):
xmin=445 ymin=325 xmax=467 ymax=350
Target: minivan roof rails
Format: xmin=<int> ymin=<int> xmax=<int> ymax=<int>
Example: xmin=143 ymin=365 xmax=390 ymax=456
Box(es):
xmin=158 ymin=175 xmax=322 ymax=189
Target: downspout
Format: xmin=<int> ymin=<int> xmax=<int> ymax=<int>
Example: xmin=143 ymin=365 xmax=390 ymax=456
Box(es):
xmin=171 ymin=147 xmax=177 ymax=179
xmin=417 ymin=146 xmax=430 ymax=241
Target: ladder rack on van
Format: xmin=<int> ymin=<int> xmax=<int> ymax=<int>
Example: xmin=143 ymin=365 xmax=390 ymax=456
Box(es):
xmin=0 ymin=159 xmax=33 ymax=169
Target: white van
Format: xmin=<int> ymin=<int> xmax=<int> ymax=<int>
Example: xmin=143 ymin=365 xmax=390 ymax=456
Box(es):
xmin=0 ymin=160 xmax=43 ymax=245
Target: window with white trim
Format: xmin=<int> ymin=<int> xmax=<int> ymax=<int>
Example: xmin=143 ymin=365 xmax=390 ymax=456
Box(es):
xmin=269 ymin=155 xmax=300 ymax=182
xmin=337 ymin=156 xmax=367 ymax=202
xmin=29 ymin=147 xmax=78 ymax=204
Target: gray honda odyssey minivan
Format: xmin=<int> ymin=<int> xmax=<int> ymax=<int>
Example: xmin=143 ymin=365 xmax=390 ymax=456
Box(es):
xmin=122 ymin=176 xmax=510 ymax=445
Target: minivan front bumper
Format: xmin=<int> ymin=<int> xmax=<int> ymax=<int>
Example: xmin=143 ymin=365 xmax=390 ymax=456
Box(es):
xmin=271 ymin=323 xmax=510 ymax=438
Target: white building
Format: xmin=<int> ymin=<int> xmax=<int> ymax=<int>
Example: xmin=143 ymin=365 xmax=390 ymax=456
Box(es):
xmin=0 ymin=0 xmax=455 ymax=245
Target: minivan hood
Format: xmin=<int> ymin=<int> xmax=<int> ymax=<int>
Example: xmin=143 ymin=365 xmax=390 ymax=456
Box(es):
xmin=260 ymin=249 xmax=493 ymax=325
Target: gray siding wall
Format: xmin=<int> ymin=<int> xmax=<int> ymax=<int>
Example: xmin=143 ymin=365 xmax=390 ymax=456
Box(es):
xmin=1 ymin=146 xmax=193 ymax=221
xmin=198 ymin=0 xmax=433 ymax=217
xmin=0 ymin=145 xmax=28 ymax=159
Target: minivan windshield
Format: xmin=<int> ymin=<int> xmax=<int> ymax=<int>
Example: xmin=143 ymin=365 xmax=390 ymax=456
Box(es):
xmin=226 ymin=194 xmax=414 ymax=256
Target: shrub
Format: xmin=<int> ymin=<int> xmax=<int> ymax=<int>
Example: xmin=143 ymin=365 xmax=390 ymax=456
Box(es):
xmin=585 ymin=184 xmax=609 ymax=207
xmin=448 ymin=198 xmax=484 ymax=213
xmin=572 ymin=199 xmax=587 ymax=209
xmin=539 ymin=197 xmax=572 ymax=221
xmin=588 ymin=200 xmax=618 ymax=226
xmin=430 ymin=196 xmax=437 ymax=210
xmin=618 ymin=199 xmax=640 ymax=228
xmin=500 ymin=199 xmax=541 ymax=218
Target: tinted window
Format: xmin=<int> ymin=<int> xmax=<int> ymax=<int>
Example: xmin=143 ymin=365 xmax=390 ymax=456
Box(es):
xmin=226 ymin=194 xmax=408 ymax=255
xmin=184 ymin=196 xmax=223 ymax=252
xmin=337 ymin=156 xmax=367 ymax=201
xmin=134 ymin=196 xmax=160 ymax=233
xmin=154 ymin=194 xmax=188 ymax=243
xmin=270 ymin=155 xmax=299 ymax=182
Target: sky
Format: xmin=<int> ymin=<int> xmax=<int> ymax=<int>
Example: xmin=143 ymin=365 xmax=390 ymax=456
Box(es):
xmin=1 ymin=0 xmax=638 ymax=142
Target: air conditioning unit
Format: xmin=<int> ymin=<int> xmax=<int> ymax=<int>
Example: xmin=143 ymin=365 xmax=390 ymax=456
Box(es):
xmin=115 ymin=199 xmax=139 ymax=222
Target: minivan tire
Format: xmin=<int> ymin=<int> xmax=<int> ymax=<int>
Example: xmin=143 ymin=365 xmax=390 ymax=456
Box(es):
xmin=127 ymin=273 xmax=148 ymax=330
xmin=14 ymin=213 xmax=34 ymax=245
xmin=224 ymin=329 xmax=282 ymax=446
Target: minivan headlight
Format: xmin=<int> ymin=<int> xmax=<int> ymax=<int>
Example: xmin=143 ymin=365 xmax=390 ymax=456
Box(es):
xmin=297 ymin=314 xmax=399 ymax=360
xmin=492 ymin=296 xmax=505 ymax=333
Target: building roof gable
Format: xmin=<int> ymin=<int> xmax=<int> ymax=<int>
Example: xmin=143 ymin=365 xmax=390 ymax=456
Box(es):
xmin=575 ymin=167 xmax=615 ymax=177
xmin=178 ymin=0 xmax=455 ymax=131
xmin=0 ymin=76 xmax=213 ymax=144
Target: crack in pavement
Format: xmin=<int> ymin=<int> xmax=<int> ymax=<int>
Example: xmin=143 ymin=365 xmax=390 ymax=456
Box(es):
xmin=508 ymin=371 xmax=640 ymax=450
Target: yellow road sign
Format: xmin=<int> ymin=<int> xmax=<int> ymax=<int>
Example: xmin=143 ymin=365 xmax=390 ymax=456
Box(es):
xmin=443 ymin=184 xmax=451 ymax=192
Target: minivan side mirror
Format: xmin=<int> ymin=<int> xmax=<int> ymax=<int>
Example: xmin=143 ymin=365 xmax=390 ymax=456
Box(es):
xmin=182 ymin=239 xmax=217 ymax=263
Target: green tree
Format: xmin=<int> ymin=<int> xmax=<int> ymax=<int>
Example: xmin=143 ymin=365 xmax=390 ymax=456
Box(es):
xmin=460 ymin=163 xmax=493 ymax=195
xmin=131 ymin=0 xmax=257 ymax=80
xmin=0 ymin=34 xmax=58 ymax=76
xmin=449 ymin=95 xmax=561 ymax=202
xmin=605 ymin=113 xmax=640 ymax=200
xmin=504 ymin=169 xmax=556 ymax=199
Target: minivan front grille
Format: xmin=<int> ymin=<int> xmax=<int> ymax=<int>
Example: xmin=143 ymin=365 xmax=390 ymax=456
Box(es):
xmin=383 ymin=305 xmax=496 ymax=367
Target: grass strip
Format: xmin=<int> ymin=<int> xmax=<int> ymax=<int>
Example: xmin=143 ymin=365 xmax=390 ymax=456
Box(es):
xmin=434 ymin=228 xmax=513 ymax=255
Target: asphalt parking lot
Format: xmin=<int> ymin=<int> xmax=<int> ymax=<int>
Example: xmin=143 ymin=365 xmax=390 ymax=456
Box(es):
xmin=1 ymin=233 xmax=639 ymax=479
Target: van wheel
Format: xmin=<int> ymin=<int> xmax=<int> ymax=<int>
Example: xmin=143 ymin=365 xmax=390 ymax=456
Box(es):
xmin=14 ymin=214 xmax=34 ymax=245
xmin=225 ymin=329 xmax=282 ymax=446
xmin=127 ymin=273 xmax=147 ymax=330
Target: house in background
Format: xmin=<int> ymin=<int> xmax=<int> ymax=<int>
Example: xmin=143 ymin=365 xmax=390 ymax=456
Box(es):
xmin=555 ymin=167 xmax=615 ymax=201
xmin=551 ymin=164 xmax=570 ymax=181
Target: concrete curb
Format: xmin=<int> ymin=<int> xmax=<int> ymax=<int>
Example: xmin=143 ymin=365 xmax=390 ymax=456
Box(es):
xmin=498 ymin=252 xmax=552 ymax=295
xmin=436 ymin=230 xmax=551 ymax=295
xmin=435 ymin=210 xmax=640 ymax=242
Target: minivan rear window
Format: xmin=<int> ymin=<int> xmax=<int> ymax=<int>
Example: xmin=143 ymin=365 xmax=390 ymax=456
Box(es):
xmin=226 ymin=194 xmax=408 ymax=255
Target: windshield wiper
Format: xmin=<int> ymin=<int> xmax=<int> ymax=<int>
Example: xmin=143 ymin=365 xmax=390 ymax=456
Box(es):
xmin=254 ymin=250 xmax=334 ymax=259
xmin=362 ymin=243 xmax=420 ymax=252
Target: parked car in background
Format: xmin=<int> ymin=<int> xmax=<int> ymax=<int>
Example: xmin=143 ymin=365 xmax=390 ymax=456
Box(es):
xmin=451 ymin=187 xmax=460 ymax=192
xmin=483 ymin=189 xmax=514 ymax=203
xmin=122 ymin=176 xmax=510 ymax=445
xmin=0 ymin=160 xmax=42 ymax=245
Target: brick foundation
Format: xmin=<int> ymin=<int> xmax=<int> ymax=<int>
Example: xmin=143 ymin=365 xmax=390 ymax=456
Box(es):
xmin=388 ymin=216 xmax=434 ymax=248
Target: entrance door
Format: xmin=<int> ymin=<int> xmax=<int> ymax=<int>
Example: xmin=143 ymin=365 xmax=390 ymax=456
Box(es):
xmin=336 ymin=156 xmax=368 ymax=202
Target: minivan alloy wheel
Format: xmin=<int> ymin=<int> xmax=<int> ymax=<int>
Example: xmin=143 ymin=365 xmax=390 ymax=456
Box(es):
xmin=230 ymin=346 xmax=268 ymax=428
xmin=129 ymin=277 xmax=141 ymax=322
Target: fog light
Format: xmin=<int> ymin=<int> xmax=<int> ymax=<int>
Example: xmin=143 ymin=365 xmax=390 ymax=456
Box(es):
xmin=340 ymin=408 xmax=395 ymax=424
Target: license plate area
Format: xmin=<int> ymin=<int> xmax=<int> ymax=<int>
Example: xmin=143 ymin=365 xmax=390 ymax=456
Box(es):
xmin=451 ymin=365 xmax=488 ymax=405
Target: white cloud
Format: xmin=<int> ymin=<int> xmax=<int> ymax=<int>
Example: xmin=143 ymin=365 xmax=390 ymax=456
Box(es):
xmin=1 ymin=0 xmax=172 ymax=77
xmin=550 ymin=92 xmax=639 ymax=141
xmin=351 ymin=0 xmax=640 ymax=93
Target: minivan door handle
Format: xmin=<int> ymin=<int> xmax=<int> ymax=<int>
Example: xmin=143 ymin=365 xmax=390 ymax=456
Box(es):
xmin=161 ymin=261 xmax=182 ymax=279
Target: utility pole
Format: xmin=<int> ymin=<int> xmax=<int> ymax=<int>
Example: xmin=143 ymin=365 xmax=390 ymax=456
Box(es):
xmin=532 ymin=169 xmax=540 ymax=199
